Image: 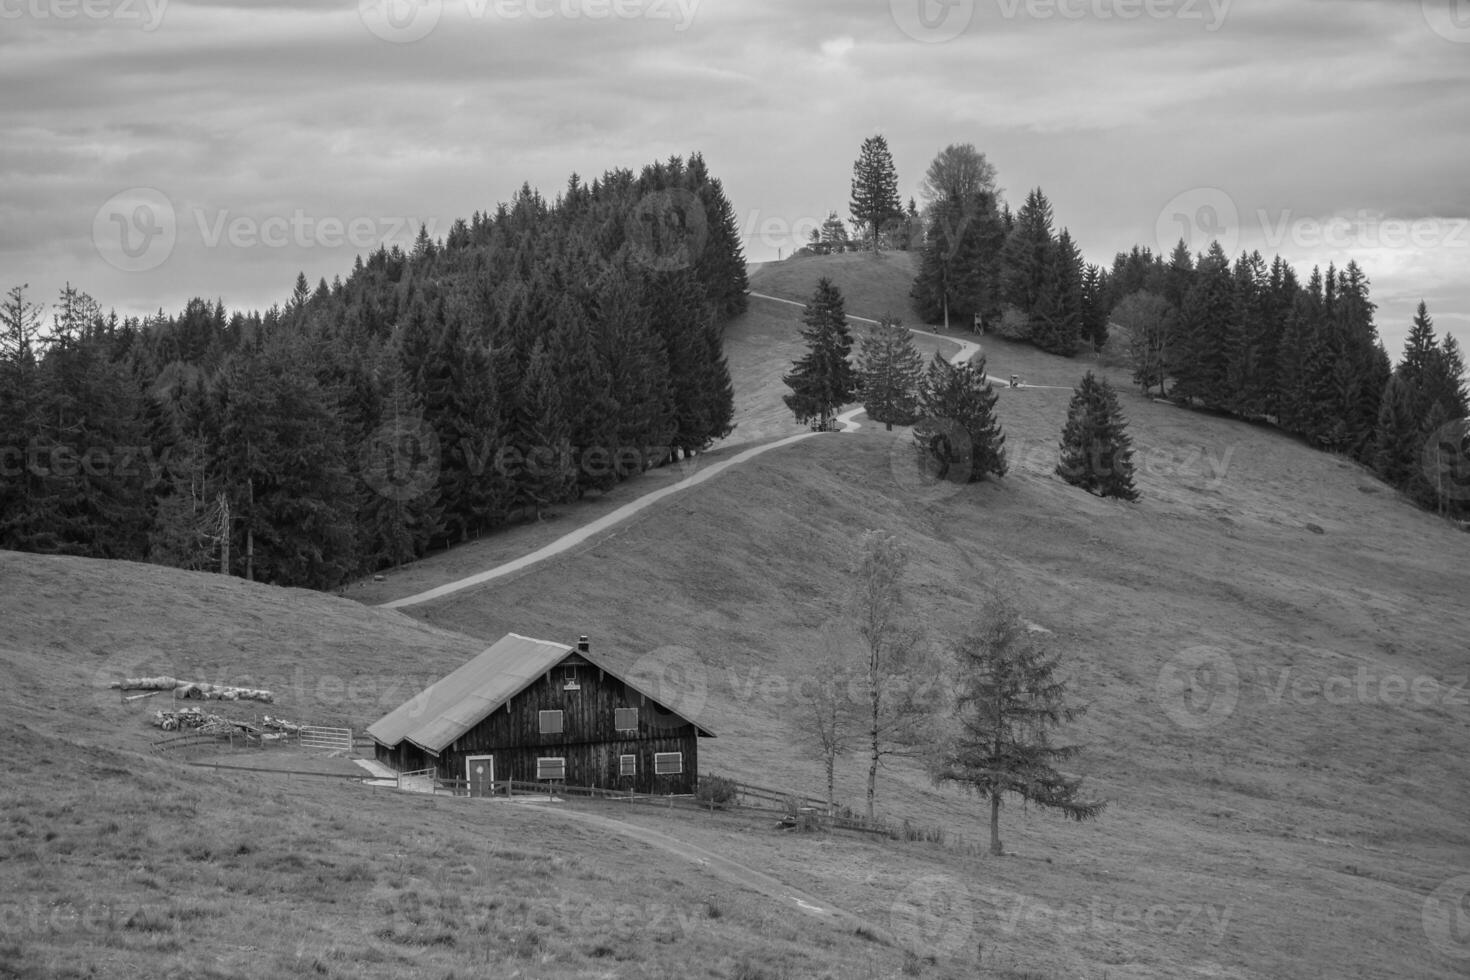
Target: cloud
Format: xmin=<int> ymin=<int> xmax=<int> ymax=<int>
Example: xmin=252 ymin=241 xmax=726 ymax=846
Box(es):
xmin=0 ymin=0 xmax=1464 ymax=360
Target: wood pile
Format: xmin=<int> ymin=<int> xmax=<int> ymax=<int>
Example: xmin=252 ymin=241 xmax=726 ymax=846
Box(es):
xmin=150 ymin=709 xmax=304 ymax=738
xmin=112 ymin=676 xmax=274 ymax=702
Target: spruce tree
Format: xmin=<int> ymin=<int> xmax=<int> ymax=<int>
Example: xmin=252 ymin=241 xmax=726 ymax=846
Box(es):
xmin=911 ymin=190 xmax=1005 ymax=330
xmin=512 ymin=339 xmax=576 ymax=518
xmin=849 ymin=135 xmax=902 ymax=254
xmin=913 ymin=351 xmax=1006 ymax=482
xmin=1056 ymin=371 xmax=1140 ymax=501
xmin=357 ymin=359 xmax=443 ymax=569
xmin=782 ymin=278 xmax=856 ymax=426
xmin=998 ymin=188 xmax=1056 ymax=317
xmin=1373 ymin=375 xmax=1421 ymax=489
xmin=1030 ymin=229 xmax=1083 ymax=356
xmin=1171 ymin=242 xmax=1233 ymax=408
xmin=856 ymin=316 xmax=923 ymax=431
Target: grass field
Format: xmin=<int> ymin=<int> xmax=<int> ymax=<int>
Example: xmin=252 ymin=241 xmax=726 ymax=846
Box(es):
xmin=3 ymin=251 xmax=1468 ymax=979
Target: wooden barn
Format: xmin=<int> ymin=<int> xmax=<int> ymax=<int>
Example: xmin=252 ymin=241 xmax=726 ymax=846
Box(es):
xmin=367 ymin=633 xmax=712 ymax=795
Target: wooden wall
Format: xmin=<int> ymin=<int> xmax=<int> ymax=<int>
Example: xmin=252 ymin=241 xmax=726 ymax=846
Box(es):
xmin=438 ymin=653 xmax=702 ymax=795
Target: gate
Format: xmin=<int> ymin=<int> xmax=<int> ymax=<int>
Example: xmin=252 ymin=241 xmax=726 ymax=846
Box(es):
xmin=298 ymin=725 xmax=353 ymax=752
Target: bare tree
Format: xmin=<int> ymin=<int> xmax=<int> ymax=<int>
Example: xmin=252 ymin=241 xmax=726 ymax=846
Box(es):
xmin=852 ymin=529 xmax=932 ymax=822
xmin=793 ymin=629 xmax=863 ymax=815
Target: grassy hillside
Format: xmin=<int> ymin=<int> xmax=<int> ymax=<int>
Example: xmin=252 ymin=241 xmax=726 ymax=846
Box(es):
xmin=4 ymin=251 xmax=1468 ymax=979
xmin=749 ymin=250 xmax=926 ymax=326
xmin=0 ymin=553 xmax=960 ymax=979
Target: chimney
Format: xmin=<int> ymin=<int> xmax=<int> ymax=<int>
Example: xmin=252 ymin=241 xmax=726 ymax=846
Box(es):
xmin=577 ymin=635 xmax=589 ymax=654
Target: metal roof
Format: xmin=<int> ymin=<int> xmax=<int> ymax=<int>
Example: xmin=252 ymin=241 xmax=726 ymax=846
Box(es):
xmin=367 ymin=632 xmax=713 ymax=754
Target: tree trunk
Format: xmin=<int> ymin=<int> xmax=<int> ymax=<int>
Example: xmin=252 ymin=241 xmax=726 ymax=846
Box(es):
xmin=826 ymin=754 xmax=835 ymax=816
xmin=867 ymin=646 xmax=879 ymax=822
xmin=989 ymin=791 xmax=1002 ymax=855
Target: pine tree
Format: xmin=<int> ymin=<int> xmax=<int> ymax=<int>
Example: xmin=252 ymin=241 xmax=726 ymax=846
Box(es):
xmin=849 ymin=135 xmax=902 ymax=254
xmin=1171 ymin=242 xmax=1233 ymax=407
xmin=999 ymin=188 xmax=1056 ymax=318
xmin=1056 ymin=371 xmax=1139 ymax=501
xmin=512 ymin=339 xmax=576 ymax=518
xmin=913 ymin=351 xmax=1007 ymax=482
xmin=1079 ymin=264 xmax=1109 ymax=351
xmin=0 ymin=285 xmax=44 ymax=550
xmin=1030 ymin=228 xmax=1083 ymax=356
xmin=931 ymin=597 xmax=1106 ymax=856
xmin=910 ymin=190 xmax=1006 ymax=330
xmin=856 ymin=316 xmax=923 ymax=430
xmin=357 ymin=359 xmax=443 ymax=569
xmin=782 ymin=278 xmax=856 ymax=426
xmin=1373 ymin=375 xmax=1421 ymax=489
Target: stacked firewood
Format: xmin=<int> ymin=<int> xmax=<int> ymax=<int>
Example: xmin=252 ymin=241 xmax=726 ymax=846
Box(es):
xmin=113 ymin=676 xmax=274 ymax=702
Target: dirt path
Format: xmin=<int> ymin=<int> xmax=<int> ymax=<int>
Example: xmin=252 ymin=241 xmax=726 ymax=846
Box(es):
xmin=521 ymin=801 xmax=890 ymax=939
xmin=745 ymin=290 xmax=1072 ymax=391
xmin=377 ymin=297 xmax=1004 ymax=610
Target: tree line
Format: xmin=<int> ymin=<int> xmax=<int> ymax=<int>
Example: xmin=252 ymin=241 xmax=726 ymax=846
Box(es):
xmin=0 ymin=153 xmax=749 ymax=589
xmin=845 ymin=134 xmax=1465 ymax=516
xmin=1110 ymin=242 xmax=1468 ymax=515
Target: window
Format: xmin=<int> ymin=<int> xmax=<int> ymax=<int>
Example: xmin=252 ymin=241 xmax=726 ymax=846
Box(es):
xmin=538 ymin=709 xmax=563 ymax=734
xmin=653 ymin=752 xmax=682 ymax=776
xmin=614 ymin=707 xmax=638 ymax=732
xmin=619 ymin=754 xmax=637 ymax=777
xmin=536 ymin=757 xmax=566 ymax=780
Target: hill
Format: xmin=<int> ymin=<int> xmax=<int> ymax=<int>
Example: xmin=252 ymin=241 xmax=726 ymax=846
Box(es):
xmin=3 ymin=251 xmax=1468 ymax=979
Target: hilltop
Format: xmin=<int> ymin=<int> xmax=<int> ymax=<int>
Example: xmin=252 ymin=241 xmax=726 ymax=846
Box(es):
xmin=2 ymin=250 xmax=1468 ymax=979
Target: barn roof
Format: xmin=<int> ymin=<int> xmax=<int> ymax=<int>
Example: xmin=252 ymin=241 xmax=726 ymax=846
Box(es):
xmin=367 ymin=632 xmax=713 ymax=755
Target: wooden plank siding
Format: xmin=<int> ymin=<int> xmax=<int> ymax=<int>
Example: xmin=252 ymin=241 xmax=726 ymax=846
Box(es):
xmin=428 ymin=652 xmax=700 ymax=795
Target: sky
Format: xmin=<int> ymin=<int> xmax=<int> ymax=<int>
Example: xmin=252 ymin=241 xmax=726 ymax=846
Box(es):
xmin=3 ymin=0 xmax=1468 ymax=361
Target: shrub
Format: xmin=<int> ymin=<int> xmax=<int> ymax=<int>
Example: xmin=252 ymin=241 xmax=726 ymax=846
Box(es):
xmin=696 ymin=775 xmax=738 ymax=810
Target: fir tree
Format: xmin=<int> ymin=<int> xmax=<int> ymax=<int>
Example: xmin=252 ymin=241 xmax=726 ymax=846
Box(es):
xmin=913 ymin=351 xmax=1007 ymax=482
xmin=1056 ymin=371 xmax=1139 ymax=501
xmin=512 ymin=339 xmax=576 ymax=518
xmin=910 ymin=190 xmax=1006 ymax=330
xmin=782 ymin=278 xmax=856 ymax=426
xmin=1030 ymin=228 xmax=1083 ymax=356
xmin=999 ymin=188 xmax=1056 ymax=317
xmin=856 ymin=316 xmax=923 ymax=431
xmin=1373 ymin=374 xmax=1420 ymax=489
xmin=849 ymin=135 xmax=902 ymax=254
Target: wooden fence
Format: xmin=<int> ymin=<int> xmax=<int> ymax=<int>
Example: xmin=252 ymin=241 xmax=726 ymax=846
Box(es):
xmin=378 ymin=773 xmax=893 ymax=836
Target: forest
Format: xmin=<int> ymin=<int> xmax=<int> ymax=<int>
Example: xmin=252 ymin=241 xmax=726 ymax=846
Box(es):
xmin=0 ymin=154 xmax=748 ymax=590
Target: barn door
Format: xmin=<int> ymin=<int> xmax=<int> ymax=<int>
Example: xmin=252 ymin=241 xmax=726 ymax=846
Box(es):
xmin=465 ymin=755 xmax=495 ymax=797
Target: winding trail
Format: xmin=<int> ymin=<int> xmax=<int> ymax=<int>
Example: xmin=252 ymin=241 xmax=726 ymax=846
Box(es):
xmin=378 ymin=292 xmax=1041 ymax=610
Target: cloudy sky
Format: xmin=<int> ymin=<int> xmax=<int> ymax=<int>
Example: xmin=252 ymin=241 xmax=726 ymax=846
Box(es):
xmin=3 ymin=0 xmax=1468 ymax=359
